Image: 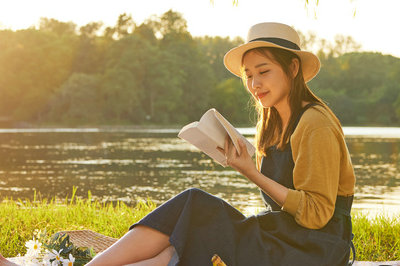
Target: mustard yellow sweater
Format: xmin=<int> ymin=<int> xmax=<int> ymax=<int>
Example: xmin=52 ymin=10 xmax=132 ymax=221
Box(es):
xmin=281 ymin=105 xmax=355 ymax=229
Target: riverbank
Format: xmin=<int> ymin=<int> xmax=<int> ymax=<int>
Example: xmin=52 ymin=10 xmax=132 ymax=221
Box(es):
xmin=1 ymin=190 xmax=399 ymax=261
xmin=1 ymin=125 xmax=400 ymax=139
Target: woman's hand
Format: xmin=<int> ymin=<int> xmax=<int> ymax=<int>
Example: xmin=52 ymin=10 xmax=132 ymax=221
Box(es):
xmin=218 ymin=136 xmax=289 ymax=207
xmin=218 ymin=136 xmax=257 ymax=177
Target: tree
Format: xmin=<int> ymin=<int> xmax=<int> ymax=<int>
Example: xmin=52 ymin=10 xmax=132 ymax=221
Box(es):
xmin=134 ymin=22 xmax=157 ymax=44
xmin=153 ymin=10 xmax=215 ymax=122
xmin=38 ymin=18 xmax=77 ymax=36
xmin=196 ymin=36 xmax=243 ymax=82
xmin=210 ymin=78 xmax=254 ymax=124
xmin=0 ymin=27 xmax=77 ymax=122
xmin=382 ymin=60 xmax=400 ymax=122
xmin=115 ymin=13 xmax=135 ymax=39
xmin=45 ymin=73 xmax=102 ymax=124
xmin=157 ymin=9 xmax=189 ymax=38
xmin=0 ymin=10 xmax=398 ymax=127
xmin=101 ymin=13 xmax=135 ymax=40
xmin=395 ymin=94 xmax=400 ymax=121
xmin=100 ymin=67 xmax=144 ymax=123
xmin=311 ymin=52 xmax=400 ymax=125
xmin=100 ymin=35 xmax=151 ymax=123
xmin=73 ymin=22 xmax=105 ymax=74
xmin=297 ymin=30 xmax=361 ymax=58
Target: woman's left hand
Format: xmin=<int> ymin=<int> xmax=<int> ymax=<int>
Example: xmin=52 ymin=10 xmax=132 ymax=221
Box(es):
xmin=218 ymin=136 xmax=257 ymax=177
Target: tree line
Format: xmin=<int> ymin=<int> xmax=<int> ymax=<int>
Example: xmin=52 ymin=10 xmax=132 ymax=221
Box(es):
xmin=0 ymin=10 xmax=399 ymax=127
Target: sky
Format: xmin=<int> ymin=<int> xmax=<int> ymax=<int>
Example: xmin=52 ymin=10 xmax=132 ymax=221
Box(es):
xmin=0 ymin=0 xmax=399 ymax=57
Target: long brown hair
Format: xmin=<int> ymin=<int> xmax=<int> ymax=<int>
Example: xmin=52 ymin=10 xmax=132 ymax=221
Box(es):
xmin=241 ymin=47 xmax=340 ymax=166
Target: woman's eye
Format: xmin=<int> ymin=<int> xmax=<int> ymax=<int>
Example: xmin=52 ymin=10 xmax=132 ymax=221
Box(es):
xmin=246 ymin=75 xmax=253 ymax=79
xmin=260 ymin=70 xmax=269 ymax=74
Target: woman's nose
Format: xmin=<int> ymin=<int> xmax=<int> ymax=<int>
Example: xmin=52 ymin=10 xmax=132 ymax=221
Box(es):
xmin=252 ymin=76 xmax=261 ymax=89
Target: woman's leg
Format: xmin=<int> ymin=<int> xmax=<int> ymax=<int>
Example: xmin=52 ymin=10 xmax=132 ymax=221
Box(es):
xmin=86 ymin=225 xmax=171 ymax=266
xmin=123 ymin=246 xmax=176 ymax=266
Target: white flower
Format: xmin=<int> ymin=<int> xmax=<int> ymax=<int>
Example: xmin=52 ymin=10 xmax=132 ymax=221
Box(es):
xmin=43 ymin=250 xmax=54 ymax=260
xmin=7 ymin=254 xmax=25 ymax=265
xmin=25 ymin=238 xmax=42 ymax=257
xmin=49 ymin=249 xmax=63 ymax=264
xmin=42 ymin=250 xmax=55 ymax=266
xmin=42 ymin=259 xmax=53 ymax=266
xmin=20 ymin=256 xmax=41 ymax=266
xmin=62 ymin=254 xmax=75 ymax=266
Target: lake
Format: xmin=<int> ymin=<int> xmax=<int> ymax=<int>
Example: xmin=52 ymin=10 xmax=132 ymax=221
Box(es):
xmin=0 ymin=127 xmax=399 ymax=217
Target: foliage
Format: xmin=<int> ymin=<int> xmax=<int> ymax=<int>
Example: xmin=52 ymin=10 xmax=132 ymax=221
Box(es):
xmin=0 ymin=10 xmax=399 ymax=127
xmin=310 ymin=52 xmax=400 ymax=125
xmin=14 ymin=230 xmax=95 ymax=265
xmin=46 ymin=73 xmax=102 ymax=124
xmin=43 ymin=232 xmax=94 ymax=265
xmin=210 ymin=78 xmax=255 ymax=125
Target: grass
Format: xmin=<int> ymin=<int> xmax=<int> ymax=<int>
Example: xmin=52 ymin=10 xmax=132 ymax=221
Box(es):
xmin=352 ymin=211 xmax=400 ymax=261
xmin=0 ymin=187 xmax=156 ymax=258
xmin=0 ymin=188 xmax=399 ymax=261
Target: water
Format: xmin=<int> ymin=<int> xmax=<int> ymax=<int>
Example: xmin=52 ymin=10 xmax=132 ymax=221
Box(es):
xmin=0 ymin=127 xmax=399 ymax=217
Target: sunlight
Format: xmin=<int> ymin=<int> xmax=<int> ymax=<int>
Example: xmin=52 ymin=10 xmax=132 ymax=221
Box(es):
xmin=0 ymin=0 xmax=399 ymax=57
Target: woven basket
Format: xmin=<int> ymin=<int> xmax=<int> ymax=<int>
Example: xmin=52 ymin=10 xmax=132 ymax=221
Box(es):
xmin=58 ymin=230 xmax=117 ymax=253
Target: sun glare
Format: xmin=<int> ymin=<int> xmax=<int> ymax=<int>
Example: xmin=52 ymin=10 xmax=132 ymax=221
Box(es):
xmin=0 ymin=0 xmax=399 ymax=57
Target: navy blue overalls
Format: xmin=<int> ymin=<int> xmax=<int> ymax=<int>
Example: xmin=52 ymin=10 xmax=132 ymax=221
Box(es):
xmin=260 ymin=102 xmax=355 ymax=265
xmin=130 ymin=103 xmax=355 ymax=266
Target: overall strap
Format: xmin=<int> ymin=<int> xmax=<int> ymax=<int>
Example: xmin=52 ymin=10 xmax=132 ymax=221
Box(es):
xmin=293 ymin=102 xmax=318 ymax=129
xmin=333 ymin=195 xmax=353 ymax=217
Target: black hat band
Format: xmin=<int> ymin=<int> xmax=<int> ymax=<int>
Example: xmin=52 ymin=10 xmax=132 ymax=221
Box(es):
xmin=249 ymin=37 xmax=300 ymax=51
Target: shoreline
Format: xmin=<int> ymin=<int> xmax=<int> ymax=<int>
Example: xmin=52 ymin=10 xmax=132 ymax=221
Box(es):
xmin=0 ymin=126 xmax=400 ymax=139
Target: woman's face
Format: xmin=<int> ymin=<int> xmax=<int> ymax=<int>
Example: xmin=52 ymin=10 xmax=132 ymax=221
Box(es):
xmin=242 ymin=50 xmax=292 ymax=110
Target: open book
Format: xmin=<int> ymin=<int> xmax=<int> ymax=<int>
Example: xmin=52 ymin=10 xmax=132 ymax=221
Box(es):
xmin=178 ymin=108 xmax=256 ymax=167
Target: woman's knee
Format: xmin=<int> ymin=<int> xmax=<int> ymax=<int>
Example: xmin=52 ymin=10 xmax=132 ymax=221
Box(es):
xmin=145 ymin=246 xmax=176 ymax=266
xmin=162 ymin=246 xmax=176 ymax=257
xmin=181 ymin=187 xmax=208 ymax=198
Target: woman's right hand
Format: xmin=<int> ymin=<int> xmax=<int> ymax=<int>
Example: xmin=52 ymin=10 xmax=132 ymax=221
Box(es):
xmin=218 ymin=136 xmax=257 ymax=178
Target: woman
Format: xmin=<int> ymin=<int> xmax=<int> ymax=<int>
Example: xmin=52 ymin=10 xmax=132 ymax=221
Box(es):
xmin=87 ymin=22 xmax=356 ymax=266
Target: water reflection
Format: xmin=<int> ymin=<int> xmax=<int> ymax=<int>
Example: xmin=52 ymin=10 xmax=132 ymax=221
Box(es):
xmin=345 ymin=138 xmax=400 ymax=216
xmin=0 ymin=130 xmax=399 ymax=217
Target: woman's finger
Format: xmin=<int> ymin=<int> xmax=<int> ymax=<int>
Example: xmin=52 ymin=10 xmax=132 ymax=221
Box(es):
xmin=235 ymin=139 xmax=242 ymax=156
xmin=224 ymin=135 xmax=230 ymax=154
xmin=239 ymin=138 xmax=248 ymax=156
xmin=217 ymin=146 xmax=225 ymax=155
xmin=228 ymin=138 xmax=237 ymax=158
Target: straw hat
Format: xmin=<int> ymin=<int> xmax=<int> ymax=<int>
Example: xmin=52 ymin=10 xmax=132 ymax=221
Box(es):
xmin=223 ymin=22 xmax=320 ymax=82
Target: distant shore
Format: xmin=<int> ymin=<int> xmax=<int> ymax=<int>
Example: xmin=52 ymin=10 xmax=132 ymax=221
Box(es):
xmin=1 ymin=125 xmax=400 ymax=139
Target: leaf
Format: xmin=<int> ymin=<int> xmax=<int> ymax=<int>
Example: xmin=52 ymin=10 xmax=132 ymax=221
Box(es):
xmin=51 ymin=232 xmax=60 ymax=242
xmin=63 ymin=245 xmax=73 ymax=253
xmin=60 ymin=234 xmax=70 ymax=250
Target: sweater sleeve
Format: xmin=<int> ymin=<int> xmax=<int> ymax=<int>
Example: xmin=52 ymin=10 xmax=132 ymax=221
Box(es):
xmin=282 ymin=126 xmax=341 ymax=229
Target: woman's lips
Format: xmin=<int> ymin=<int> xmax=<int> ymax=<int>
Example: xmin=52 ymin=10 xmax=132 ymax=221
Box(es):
xmin=257 ymin=92 xmax=269 ymax=99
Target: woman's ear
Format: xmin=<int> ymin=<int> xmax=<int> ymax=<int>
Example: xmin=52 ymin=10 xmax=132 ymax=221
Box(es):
xmin=290 ymin=58 xmax=300 ymax=78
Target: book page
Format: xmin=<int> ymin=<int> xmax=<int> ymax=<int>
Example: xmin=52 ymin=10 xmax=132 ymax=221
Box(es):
xmin=197 ymin=109 xmax=227 ymax=149
xmin=178 ymin=108 xmax=255 ymax=167
xmin=178 ymin=124 xmax=227 ymax=166
xmin=213 ymin=109 xmax=256 ymax=157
